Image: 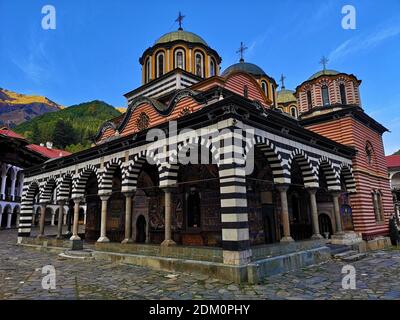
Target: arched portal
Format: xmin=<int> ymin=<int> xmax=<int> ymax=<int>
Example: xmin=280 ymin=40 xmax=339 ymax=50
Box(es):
xmin=1 ymin=205 xmax=11 ymax=228
xmin=84 ymin=172 xmax=101 ymax=242
xmin=288 ymin=160 xmax=312 ymax=240
xmin=107 ymin=167 xmax=125 ymax=242
xmin=135 ymin=162 xmax=162 ymax=244
xmin=318 ymin=213 xmax=333 ymax=238
xmin=246 ymin=146 xmax=279 ymax=244
xmin=136 ymin=215 xmax=146 ymax=243
xmin=176 ymin=161 xmax=221 ymax=247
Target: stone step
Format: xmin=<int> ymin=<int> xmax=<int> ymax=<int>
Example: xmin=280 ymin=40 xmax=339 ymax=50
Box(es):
xmin=58 ymin=249 xmax=93 ymax=260
xmin=341 ymin=253 xmax=367 ymax=262
xmin=333 ymin=250 xmax=358 ymax=259
xmin=328 ymin=245 xmax=350 ymax=255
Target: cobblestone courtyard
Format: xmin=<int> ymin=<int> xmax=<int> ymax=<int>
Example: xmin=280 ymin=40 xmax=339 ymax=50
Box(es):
xmin=1 ymin=229 xmax=400 ymax=300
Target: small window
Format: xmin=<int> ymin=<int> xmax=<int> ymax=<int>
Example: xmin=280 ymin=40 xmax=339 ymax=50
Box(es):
xmin=261 ymin=81 xmax=269 ymax=98
xmin=195 ymin=52 xmax=204 ymax=77
xmin=372 ymin=191 xmax=385 ymax=222
xmin=209 ymin=58 xmax=216 ymax=77
xmin=322 ymin=85 xmax=330 ymax=106
xmin=365 ymin=142 xmax=374 ymax=165
xmin=156 ymin=52 xmax=164 ymax=77
xmin=307 ymin=90 xmax=312 ymax=109
xmin=290 ymin=107 xmax=297 ymax=118
xmin=145 ymin=58 xmax=151 ymax=83
xmin=174 ymin=49 xmax=185 ymax=69
xmin=340 ymin=83 xmax=347 ymax=105
xmin=243 ymin=85 xmax=248 ymax=98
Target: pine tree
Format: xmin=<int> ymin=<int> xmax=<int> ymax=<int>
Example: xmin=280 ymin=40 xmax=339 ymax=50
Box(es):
xmin=31 ymin=122 xmax=41 ymax=144
xmin=53 ymin=120 xmax=76 ymax=149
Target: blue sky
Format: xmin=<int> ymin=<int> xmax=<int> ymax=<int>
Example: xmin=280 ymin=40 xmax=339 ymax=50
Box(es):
xmin=1 ymin=0 xmax=399 ymax=154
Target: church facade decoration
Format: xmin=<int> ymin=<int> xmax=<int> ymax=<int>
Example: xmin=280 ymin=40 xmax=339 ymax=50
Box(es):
xmin=17 ymin=21 xmax=394 ymax=272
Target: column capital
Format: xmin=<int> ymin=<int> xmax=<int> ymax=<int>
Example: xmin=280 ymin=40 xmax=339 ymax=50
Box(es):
xmin=276 ymin=184 xmax=290 ymax=192
xmin=162 ymin=186 xmax=175 ymax=193
xmin=330 ymin=190 xmax=342 ymax=197
xmin=72 ymin=197 xmax=84 ymax=205
xmin=100 ymin=195 xmax=111 ymax=202
xmin=123 ymin=191 xmax=135 ymax=198
xmin=306 ymin=187 xmax=319 ymax=195
xmin=57 ymin=199 xmax=66 ymax=205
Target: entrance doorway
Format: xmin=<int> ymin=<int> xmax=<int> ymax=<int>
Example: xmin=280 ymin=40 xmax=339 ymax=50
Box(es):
xmin=262 ymin=204 xmax=277 ymax=244
xmin=136 ymin=215 xmax=146 ymax=243
xmin=318 ymin=213 xmax=333 ymax=238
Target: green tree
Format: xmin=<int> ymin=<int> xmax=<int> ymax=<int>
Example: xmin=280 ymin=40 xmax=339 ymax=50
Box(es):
xmin=31 ymin=122 xmax=41 ymax=144
xmin=53 ymin=120 xmax=76 ymax=149
xmin=395 ymin=150 xmax=400 ymax=155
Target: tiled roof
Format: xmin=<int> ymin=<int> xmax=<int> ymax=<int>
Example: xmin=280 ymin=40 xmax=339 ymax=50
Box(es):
xmin=0 ymin=128 xmax=27 ymax=141
xmin=26 ymin=144 xmax=71 ymax=159
xmin=386 ymin=155 xmax=400 ymax=168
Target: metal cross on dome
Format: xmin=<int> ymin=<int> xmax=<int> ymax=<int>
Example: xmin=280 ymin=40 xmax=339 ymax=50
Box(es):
xmin=280 ymin=74 xmax=286 ymax=89
xmin=237 ymin=42 xmax=248 ymax=62
xmin=320 ymin=56 xmax=329 ymax=70
xmin=176 ymin=11 xmax=185 ymax=30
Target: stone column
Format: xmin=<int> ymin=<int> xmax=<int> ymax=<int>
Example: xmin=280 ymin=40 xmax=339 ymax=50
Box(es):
xmin=307 ymin=188 xmax=323 ymax=239
xmin=70 ymin=199 xmax=82 ymax=241
xmin=122 ymin=192 xmax=134 ymax=244
xmin=332 ymin=191 xmax=343 ymax=234
xmin=37 ymin=203 xmax=47 ymax=238
xmin=63 ymin=211 xmax=67 ymax=225
xmin=0 ymin=213 xmax=2 ymax=228
xmin=51 ymin=212 xmax=55 ymax=226
xmin=97 ymin=195 xmax=110 ymax=243
xmin=83 ymin=211 xmax=87 ymax=225
xmin=6 ymin=209 xmax=12 ymax=229
xmin=56 ymin=201 xmax=65 ymax=239
xmin=277 ymin=185 xmax=294 ymax=242
xmin=161 ymin=188 xmax=176 ymax=246
xmin=10 ymin=176 xmax=16 ymax=201
xmin=1 ymin=174 xmax=7 ymax=200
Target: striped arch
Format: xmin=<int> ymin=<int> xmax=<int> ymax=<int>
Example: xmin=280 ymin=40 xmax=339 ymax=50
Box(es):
xmin=122 ymin=150 xmax=162 ymax=193
xmin=245 ymin=135 xmax=290 ymax=184
xmin=39 ymin=176 xmax=57 ymax=203
xmin=18 ymin=180 xmax=40 ymax=237
xmin=316 ymin=157 xmax=341 ymax=191
xmin=72 ymin=164 xmax=101 ymax=199
xmin=99 ymin=158 xmax=124 ymax=195
xmin=287 ymin=149 xmax=318 ymax=188
xmin=168 ymin=135 xmax=220 ymax=166
xmin=339 ymin=163 xmax=356 ymax=193
xmin=57 ymin=172 xmax=74 ymax=201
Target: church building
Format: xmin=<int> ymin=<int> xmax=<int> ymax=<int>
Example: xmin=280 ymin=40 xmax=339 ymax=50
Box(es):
xmin=17 ymin=18 xmax=394 ymax=282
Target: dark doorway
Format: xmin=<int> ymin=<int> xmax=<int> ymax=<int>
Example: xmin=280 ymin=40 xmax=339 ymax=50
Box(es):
xmin=136 ymin=215 xmax=146 ymax=243
xmin=84 ymin=172 xmax=101 ymax=242
xmin=262 ymin=204 xmax=277 ymax=244
xmin=318 ymin=213 xmax=333 ymax=238
xmin=187 ymin=189 xmax=201 ymax=228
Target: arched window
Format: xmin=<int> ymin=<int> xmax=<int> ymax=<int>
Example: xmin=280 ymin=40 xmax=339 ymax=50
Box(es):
xmin=261 ymin=81 xmax=269 ymax=98
xmin=243 ymin=85 xmax=248 ymax=98
xmin=156 ymin=52 xmax=164 ymax=78
xmin=307 ymin=90 xmax=312 ymax=109
xmin=290 ymin=107 xmax=297 ymax=118
xmin=372 ymin=191 xmax=384 ymax=222
xmin=365 ymin=141 xmax=374 ymax=165
xmin=195 ymin=52 xmax=204 ymax=77
xmin=321 ymin=85 xmax=330 ymax=106
xmin=174 ymin=49 xmax=185 ymax=69
xmin=340 ymin=83 xmax=347 ymax=105
xmin=209 ymin=58 xmax=216 ymax=77
xmin=145 ymin=58 xmax=151 ymax=83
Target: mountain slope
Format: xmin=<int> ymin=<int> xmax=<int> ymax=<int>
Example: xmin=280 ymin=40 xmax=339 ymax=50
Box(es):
xmin=0 ymin=88 xmax=62 ymax=126
xmin=14 ymin=100 xmax=121 ymax=153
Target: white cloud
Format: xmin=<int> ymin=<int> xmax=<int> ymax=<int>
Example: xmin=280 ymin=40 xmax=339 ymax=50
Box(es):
xmin=329 ymin=24 xmax=400 ymax=62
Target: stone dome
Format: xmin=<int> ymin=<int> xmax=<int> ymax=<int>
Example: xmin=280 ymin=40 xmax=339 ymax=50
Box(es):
xmin=222 ymin=61 xmax=267 ymax=77
xmin=277 ymin=89 xmax=296 ymax=104
xmin=308 ymin=69 xmax=340 ymax=81
xmin=155 ymin=30 xmax=208 ymax=46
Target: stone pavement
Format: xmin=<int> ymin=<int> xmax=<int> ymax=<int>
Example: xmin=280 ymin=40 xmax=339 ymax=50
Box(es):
xmin=1 ymin=228 xmax=400 ymax=300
